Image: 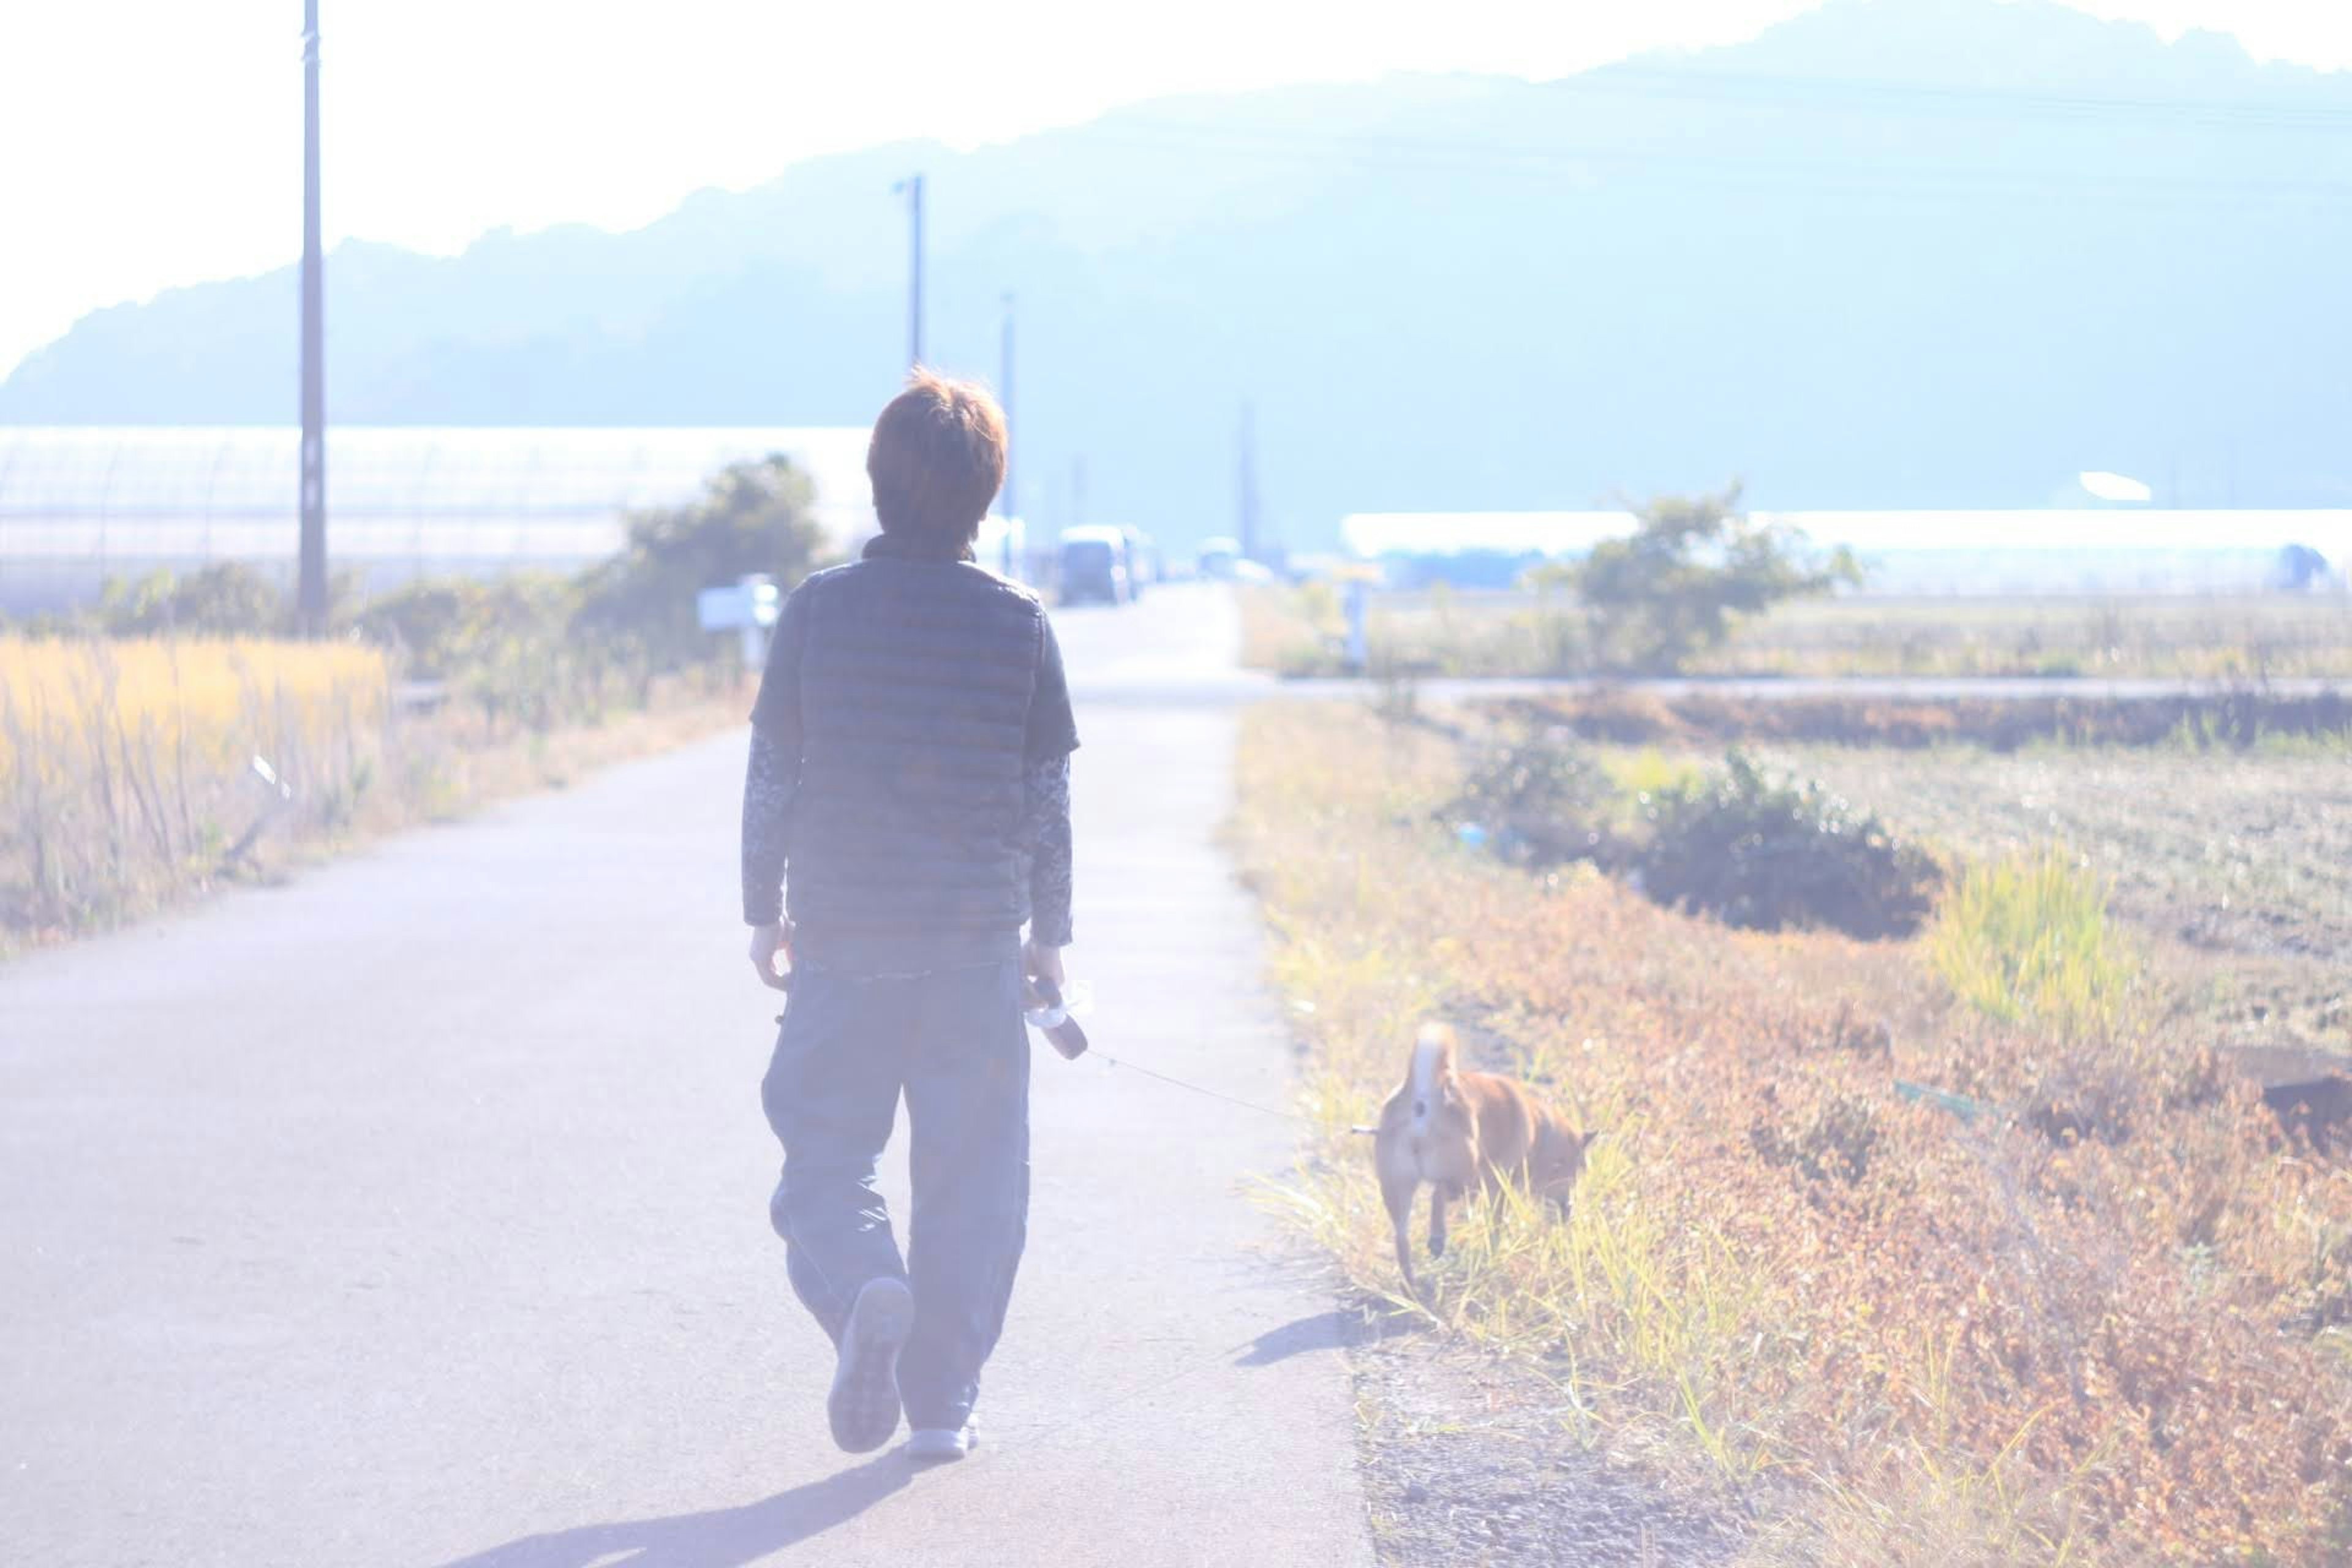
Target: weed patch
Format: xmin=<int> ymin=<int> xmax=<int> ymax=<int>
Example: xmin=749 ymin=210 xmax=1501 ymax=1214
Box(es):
xmin=1928 ymin=851 xmax=2138 ymax=1041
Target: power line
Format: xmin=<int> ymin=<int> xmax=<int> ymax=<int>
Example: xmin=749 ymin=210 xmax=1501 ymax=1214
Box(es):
xmin=1086 ymin=118 xmax=2352 ymax=211
xmin=1559 ymin=63 xmax=2352 ymax=134
xmin=1073 ymin=59 xmax=2352 ymax=214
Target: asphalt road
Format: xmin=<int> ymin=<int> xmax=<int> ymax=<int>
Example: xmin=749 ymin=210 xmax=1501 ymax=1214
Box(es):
xmin=1 ymin=582 xmax=1370 ymax=1567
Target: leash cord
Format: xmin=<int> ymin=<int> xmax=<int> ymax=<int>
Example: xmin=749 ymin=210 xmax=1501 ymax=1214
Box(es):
xmin=1087 ymin=1049 xmax=1317 ymax=1127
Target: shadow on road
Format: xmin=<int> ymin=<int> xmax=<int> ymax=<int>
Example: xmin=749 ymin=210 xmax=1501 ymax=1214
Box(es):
xmin=436 ymin=1455 xmax=913 ymax=1568
xmin=1237 ymin=1303 xmax=1423 ymax=1367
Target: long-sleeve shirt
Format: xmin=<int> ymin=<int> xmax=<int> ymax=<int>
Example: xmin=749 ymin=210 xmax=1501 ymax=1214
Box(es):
xmin=741 ymin=730 xmax=1074 ymax=944
xmin=739 ymin=574 xmax=1079 ymax=950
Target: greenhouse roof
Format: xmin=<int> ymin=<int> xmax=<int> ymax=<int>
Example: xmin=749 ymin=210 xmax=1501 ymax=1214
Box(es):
xmin=0 ymin=426 xmax=876 ymax=562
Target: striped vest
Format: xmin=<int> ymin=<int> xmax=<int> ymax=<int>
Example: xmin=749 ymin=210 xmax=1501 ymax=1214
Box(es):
xmin=783 ymin=554 xmax=1044 ymax=940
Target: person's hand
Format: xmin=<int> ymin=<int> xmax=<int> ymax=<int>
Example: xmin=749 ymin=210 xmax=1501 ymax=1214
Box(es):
xmin=748 ymin=920 xmax=794 ymax=990
xmin=1023 ymin=940 xmax=1065 ymax=996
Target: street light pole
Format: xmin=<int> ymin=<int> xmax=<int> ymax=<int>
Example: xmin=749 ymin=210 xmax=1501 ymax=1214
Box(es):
xmin=298 ymin=0 xmax=327 ymax=632
xmin=1237 ymin=401 xmax=1260 ymax=564
xmin=892 ymin=174 xmax=925 ymax=370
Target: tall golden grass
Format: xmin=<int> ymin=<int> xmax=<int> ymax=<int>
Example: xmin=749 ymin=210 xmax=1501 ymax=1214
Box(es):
xmin=1 ymin=633 xmax=750 ymax=946
xmin=1236 ymin=701 xmax=2352 ymax=1565
xmin=1 ymin=636 xmax=391 ymax=933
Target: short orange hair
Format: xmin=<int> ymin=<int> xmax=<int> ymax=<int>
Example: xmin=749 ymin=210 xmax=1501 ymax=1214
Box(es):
xmin=866 ymin=370 xmax=1007 ymax=556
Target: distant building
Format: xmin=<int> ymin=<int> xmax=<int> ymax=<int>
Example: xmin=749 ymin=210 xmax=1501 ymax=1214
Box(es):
xmin=1339 ymin=507 xmax=2352 ymax=596
xmin=1769 ymin=510 xmax=2352 ymax=595
xmin=0 ymin=426 xmax=875 ymax=614
xmin=1339 ymin=512 xmax=1628 ymax=589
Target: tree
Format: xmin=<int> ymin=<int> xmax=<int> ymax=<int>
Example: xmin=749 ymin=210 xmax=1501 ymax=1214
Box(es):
xmin=2274 ymin=543 xmax=2330 ymax=593
xmin=1544 ymin=486 xmax=1860 ymax=672
xmin=575 ymin=455 xmax=828 ymax=677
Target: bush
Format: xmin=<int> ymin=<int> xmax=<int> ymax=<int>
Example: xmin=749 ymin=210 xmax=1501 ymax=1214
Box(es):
xmin=355 ymin=578 xmax=506 ymax=678
xmin=96 ymin=563 xmax=286 ymax=636
xmin=1444 ymin=723 xmax=1609 ymax=866
xmin=354 ymin=573 xmax=595 ymax=735
xmin=1635 ymin=750 xmax=1940 ymax=937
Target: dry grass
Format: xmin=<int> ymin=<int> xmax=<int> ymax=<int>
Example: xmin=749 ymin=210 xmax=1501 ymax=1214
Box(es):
xmin=1705 ymin=595 xmax=2352 ymax=681
xmin=0 ymin=634 xmax=742 ymax=949
xmin=1244 ymin=586 xmax=2352 ymax=680
xmin=1235 ymin=700 xmax=2352 ymax=1565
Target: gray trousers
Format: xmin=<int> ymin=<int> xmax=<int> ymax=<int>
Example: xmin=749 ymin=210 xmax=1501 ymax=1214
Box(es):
xmin=761 ymin=959 xmax=1031 ymax=1431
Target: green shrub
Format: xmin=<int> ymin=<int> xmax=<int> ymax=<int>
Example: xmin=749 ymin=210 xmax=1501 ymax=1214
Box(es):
xmin=1446 ymin=723 xmax=1609 ymax=865
xmin=1927 ymin=848 xmax=2136 ymax=1039
xmin=356 ymin=577 xmax=510 ymax=677
xmin=1635 ymin=750 xmax=1940 ymax=937
xmin=96 ymin=562 xmax=285 ymax=636
xmin=356 ymin=573 xmax=603 ymax=735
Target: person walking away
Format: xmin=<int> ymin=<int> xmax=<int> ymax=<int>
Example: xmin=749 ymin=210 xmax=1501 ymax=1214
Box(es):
xmin=741 ymin=372 xmax=1077 ymax=1464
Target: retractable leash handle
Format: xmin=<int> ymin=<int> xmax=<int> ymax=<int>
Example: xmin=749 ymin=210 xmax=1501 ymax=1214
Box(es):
xmin=1025 ymin=976 xmax=1090 ymax=1061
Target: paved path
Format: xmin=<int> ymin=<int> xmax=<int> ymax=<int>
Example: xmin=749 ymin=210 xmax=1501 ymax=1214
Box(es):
xmin=1 ymin=584 xmax=1370 ymax=1567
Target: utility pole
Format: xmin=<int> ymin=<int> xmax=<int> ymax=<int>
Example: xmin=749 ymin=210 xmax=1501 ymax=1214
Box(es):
xmin=1237 ymin=401 xmax=1261 ymax=563
xmin=297 ymin=0 xmax=327 ymax=632
xmin=1071 ymin=456 xmax=1087 ymax=530
xmin=893 ymin=174 xmax=925 ymax=369
xmin=998 ymin=291 xmax=1017 ymax=575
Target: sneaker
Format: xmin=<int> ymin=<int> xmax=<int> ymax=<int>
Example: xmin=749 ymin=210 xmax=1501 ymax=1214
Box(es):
xmin=827 ymin=1277 xmax=914 ymax=1454
xmin=902 ymin=1423 xmax=979 ymax=1464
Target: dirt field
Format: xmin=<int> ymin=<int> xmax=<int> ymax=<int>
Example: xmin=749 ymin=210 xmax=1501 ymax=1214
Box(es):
xmin=1769 ymin=743 xmax=2352 ymax=1048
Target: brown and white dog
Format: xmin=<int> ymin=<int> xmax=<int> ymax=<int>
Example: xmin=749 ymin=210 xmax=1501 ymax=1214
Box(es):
xmin=1373 ymin=1022 xmax=1596 ymax=1297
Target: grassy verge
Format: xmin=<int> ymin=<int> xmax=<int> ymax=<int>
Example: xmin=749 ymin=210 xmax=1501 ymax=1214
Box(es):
xmin=1235 ymin=699 xmax=2352 ymax=1564
xmin=1 ymin=633 xmax=744 ymax=952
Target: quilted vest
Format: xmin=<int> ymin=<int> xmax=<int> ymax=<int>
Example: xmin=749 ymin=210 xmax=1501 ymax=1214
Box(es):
xmin=783 ymin=554 xmax=1044 ymax=940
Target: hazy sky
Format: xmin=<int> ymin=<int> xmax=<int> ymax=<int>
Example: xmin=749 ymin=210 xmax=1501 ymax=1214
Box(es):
xmin=2 ymin=0 xmax=2347 ymax=381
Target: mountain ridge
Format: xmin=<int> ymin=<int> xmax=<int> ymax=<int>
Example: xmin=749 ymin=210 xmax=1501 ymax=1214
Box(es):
xmin=9 ymin=0 xmax=2350 ymax=548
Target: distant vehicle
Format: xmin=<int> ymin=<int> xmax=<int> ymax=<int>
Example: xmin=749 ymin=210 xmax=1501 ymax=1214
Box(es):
xmin=1057 ymin=525 xmax=1134 ymax=606
xmin=1197 ymin=536 xmax=1243 ymax=579
xmin=1120 ymin=527 xmax=1157 ymax=597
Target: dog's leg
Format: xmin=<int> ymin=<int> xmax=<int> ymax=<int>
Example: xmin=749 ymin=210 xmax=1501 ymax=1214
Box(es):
xmin=1381 ymin=1171 xmax=1420 ymax=1298
xmin=1428 ymin=1182 xmax=1452 ymax=1259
